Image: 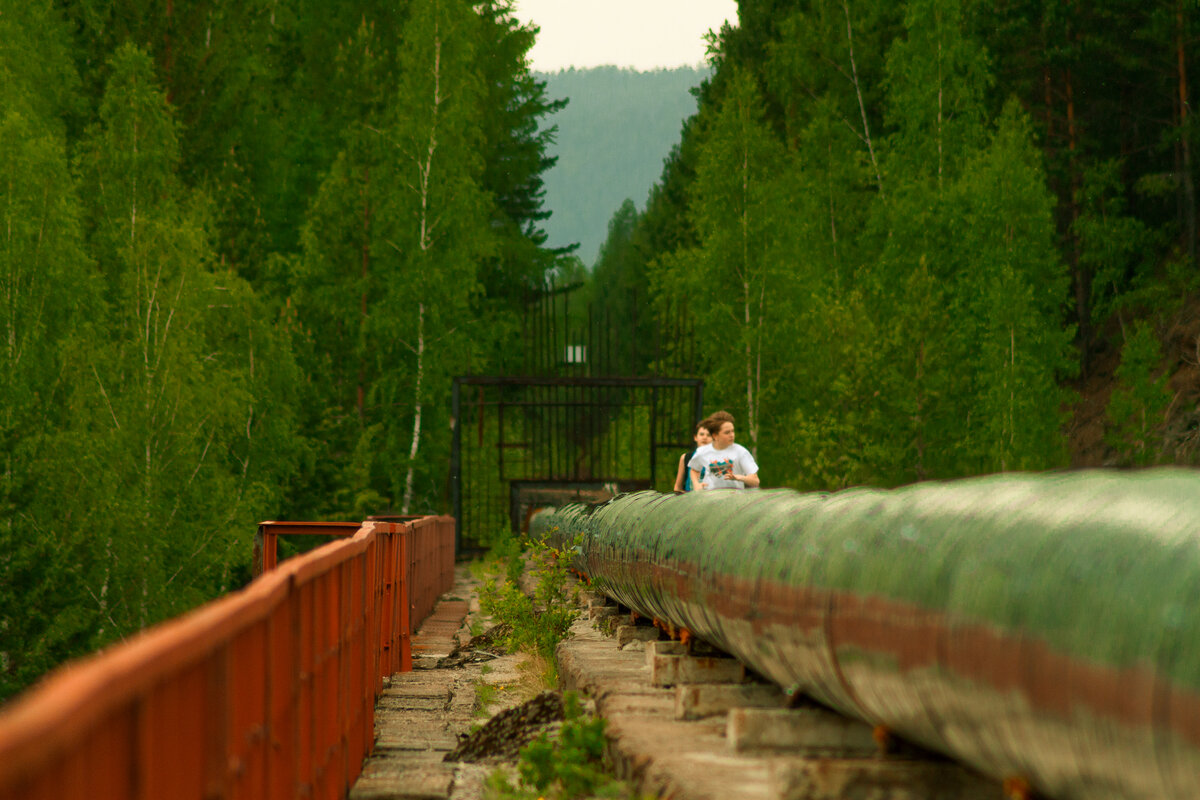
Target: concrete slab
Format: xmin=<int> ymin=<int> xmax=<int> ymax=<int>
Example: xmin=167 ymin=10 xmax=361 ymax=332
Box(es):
xmin=559 ymin=613 xmax=781 ymax=800
xmin=374 ymin=717 xmax=460 ymax=751
xmin=377 ymin=694 xmax=449 ymax=712
xmin=646 ymin=640 xmax=687 ymax=660
xmin=616 ymin=624 xmax=661 ymax=647
xmin=768 ymin=757 xmax=1002 ymax=800
xmin=729 ymin=707 xmax=879 ymax=755
xmin=675 ymin=682 xmax=786 ymax=720
xmin=351 ymin=761 xmax=455 ymax=799
xmin=651 ymin=652 xmax=746 ymax=687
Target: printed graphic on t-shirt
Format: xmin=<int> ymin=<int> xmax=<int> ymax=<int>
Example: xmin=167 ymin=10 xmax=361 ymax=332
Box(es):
xmin=709 ymin=458 xmax=735 ymax=480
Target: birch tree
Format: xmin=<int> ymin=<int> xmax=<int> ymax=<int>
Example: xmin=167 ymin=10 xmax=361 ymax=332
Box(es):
xmin=0 ymin=0 xmax=98 ymax=699
xmin=950 ymin=103 xmax=1074 ymax=472
xmin=377 ymin=0 xmax=490 ymax=513
xmin=71 ymin=44 xmax=264 ymax=638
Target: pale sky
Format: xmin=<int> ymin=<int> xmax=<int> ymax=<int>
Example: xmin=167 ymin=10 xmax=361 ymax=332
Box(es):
xmin=510 ymin=0 xmax=739 ymax=72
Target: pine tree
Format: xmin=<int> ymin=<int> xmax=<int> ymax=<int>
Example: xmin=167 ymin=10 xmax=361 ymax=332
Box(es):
xmin=686 ymin=68 xmax=789 ymax=455
xmin=953 ymin=104 xmax=1074 ymax=471
xmin=1106 ymin=321 xmax=1172 ymax=465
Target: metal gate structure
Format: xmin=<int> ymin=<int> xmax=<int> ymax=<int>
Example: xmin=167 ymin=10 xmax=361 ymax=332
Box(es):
xmin=451 ymin=376 xmax=703 ymax=554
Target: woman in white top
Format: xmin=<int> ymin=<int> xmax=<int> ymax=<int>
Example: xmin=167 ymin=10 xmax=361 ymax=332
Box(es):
xmin=688 ymin=412 xmax=759 ymax=490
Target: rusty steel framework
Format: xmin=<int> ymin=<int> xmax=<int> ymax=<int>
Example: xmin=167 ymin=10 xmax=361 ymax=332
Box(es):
xmin=512 ymin=276 xmax=697 ymax=379
xmin=451 ymin=274 xmax=704 ymax=553
xmin=451 ymin=376 xmax=703 ymax=554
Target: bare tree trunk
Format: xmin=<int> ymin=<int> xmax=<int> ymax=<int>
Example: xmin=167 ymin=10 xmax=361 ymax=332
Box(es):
xmin=398 ymin=7 xmax=444 ymax=515
xmin=914 ymin=339 xmax=926 ymax=481
xmin=828 ymin=140 xmax=840 ymax=290
xmin=1066 ymin=65 xmax=1089 ymax=372
xmin=937 ymin=35 xmax=944 ymax=192
xmin=163 ymin=0 xmax=175 ymax=103
xmin=97 ymin=536 xmax=113 ymax=640
xmin=417 ymin=17 xmax=443 ymax=254
xmin=358 ymin=166 xmax=370 ymax=420
xmin=753 ymin=280 xmax=765 ymax=460
xmin=739 ymin=136 xmax=758 ymax=456
xmin=1006 ymin=325 xmax=1015 ymax=471
xmin=1178 ymin=0 xmax=1196 ymax=264
xmin=401 ymin=303 xmax=424 ymax=514
xmin=842 ymin=0 xmax=884 ymax=197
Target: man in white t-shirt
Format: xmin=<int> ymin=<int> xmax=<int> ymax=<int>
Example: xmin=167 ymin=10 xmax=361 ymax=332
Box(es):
xmin=688 ymin=411 xmax=759 ymax=490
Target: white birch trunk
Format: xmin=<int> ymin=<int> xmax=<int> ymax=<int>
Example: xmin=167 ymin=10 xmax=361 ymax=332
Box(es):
xmin=400 ymin=7 xmax=442 ymax=514
xmin=843 ymin=0 xmax=884 ymax=196
xmin=402 ymin=303 xmax=425 ymax=514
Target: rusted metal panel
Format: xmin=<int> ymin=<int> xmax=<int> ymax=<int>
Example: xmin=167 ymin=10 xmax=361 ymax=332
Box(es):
xmin=533 ymin=470 xmax=1200 ymax=800
xmin=0 ymin=516 xmax=456 ymax=800
xmin=254 ymin=521 xmax=364 ymax=578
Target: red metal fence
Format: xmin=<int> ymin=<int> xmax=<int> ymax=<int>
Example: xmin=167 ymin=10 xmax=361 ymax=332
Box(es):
xmin=0 ymin=516 xmax=456 ymax=800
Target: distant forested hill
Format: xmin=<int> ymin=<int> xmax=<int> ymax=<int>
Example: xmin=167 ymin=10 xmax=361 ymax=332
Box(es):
xmin=537 ymin=65 xmax=709 ymax=264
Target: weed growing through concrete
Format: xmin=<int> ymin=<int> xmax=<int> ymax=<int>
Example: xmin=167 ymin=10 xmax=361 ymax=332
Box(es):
xmin=478 ymin=534 xmax=580 ymax=688
xmin=475 ymin=682 xmax=500 ymax=717
xmin=483 ymin=692 xmax=641 ymax=800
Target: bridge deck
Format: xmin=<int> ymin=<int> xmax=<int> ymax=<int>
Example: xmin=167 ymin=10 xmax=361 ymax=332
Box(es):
xmin=350 ymin=572 xmax=485 ymax=800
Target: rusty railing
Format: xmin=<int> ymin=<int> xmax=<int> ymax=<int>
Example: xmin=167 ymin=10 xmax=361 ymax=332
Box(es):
xmin=0 ymin=516 xmax=456 ymax=800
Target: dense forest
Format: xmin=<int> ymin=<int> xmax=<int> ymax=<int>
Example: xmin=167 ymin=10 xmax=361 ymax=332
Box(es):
xmin=536 ymin=65 xmax=707 ymax=262
xmin=5 ymin=0 xmax=1200 ymax=703
xmin=0 ymin=0 xmax=564 ymax=701
xmin=595 ymin=0 xmax=1200 ymax=489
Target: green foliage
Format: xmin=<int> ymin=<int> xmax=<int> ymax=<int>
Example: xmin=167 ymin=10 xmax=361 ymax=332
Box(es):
xmin=486 ymin=692 xmax=636 ymax=800
xmin=1 ymin=0 xmax=562 ymax=700
xmin=1106 ymin=323 xmax=1172 ymax=465
xmin=629 ymin=0 xmax=1081 ymax=489
xmin=477 ymin=535 xmax=580 ymax=677
xmin=475 ymin=681 xmax=501 ymax=717
xmin=1076 ymin=161 xmax=1156 ymax=327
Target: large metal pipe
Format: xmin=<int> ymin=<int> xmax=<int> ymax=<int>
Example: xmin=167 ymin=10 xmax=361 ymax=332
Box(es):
xmin=531 ymin=469 xmax=1200 ymax=800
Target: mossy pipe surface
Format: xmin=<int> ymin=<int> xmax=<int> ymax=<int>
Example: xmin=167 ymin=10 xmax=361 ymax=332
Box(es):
xmin=532 ymin=469 xmax=1200 ymax=800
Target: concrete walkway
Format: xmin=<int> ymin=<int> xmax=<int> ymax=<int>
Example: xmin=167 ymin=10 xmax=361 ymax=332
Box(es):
xmin=352 ymin=571 xmax=998 ymax=800
xmin=350 ymin=570 xmax=526 ymax=800
xmin=350 ymin=568 xmax=781 ymax=800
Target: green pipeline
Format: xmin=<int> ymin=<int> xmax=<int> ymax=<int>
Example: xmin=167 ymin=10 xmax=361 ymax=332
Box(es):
xmin=531 ymin=469 xmax=1200 ymax=799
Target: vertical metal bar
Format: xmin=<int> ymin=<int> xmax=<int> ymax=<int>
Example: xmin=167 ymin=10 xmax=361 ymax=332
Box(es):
xmin=631 ymin=284 xmax=639 ymax=375
xmin=653 ymin=286 xmax=661 ymax=374
xmin=399 ymin=528 xmax=411 ymax=671
xmin=497 ymin=399 xmax=506 ymax=483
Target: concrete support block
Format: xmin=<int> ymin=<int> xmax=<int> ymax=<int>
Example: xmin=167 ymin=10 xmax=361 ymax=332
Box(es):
xmin=674 ymin=682 xmax=785 ymax=720
xmin=768 ymin=758 xmax=1001 ymax=800
xmin=589 ymin=604 xmax=618 ymax=620
xmin=616 ymin=624 xmax=662 ymax=648
xmin=645 ymin=640 xmax=687 ymax=668
xmin=651 ymin=653 xmax=745 ymax=688
xmin=728 ymin=707 xmax=878 ymax=755
xmin=686 ymin=638 xmax=727 ymax=657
